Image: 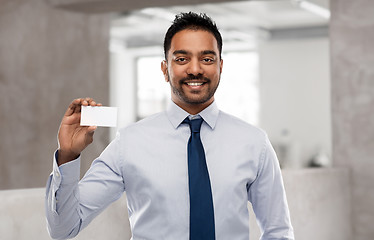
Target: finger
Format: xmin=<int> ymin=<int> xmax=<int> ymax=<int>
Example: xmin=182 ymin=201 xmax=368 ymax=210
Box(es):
xmin=65 ymin=98 xmax=82 ymax=116
xmin=87 ymin=98 xmax=97 ymax=106
xmin=87 ymin=126 xmax=97 ymax=133
xmin=76 ymin=97 xmax=95 ymax=113
xmin=97 ymin=103 xmax=103 ymax=106
xmin=64 ymin=112 xmax=81 ymax=125
xmin=73 ymin=98 xmax=87 ymax=114
xmin=81 ymin=98 xmax=90 ymax=107
xmin=82 ymin=98 xmax=98 ymax=107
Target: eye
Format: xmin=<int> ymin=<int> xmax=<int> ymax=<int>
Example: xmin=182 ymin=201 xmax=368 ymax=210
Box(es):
xmin=175 ymin=57 xmax=187 ymax=62
xmin=202 ymin=58 xmax=214 ymax=64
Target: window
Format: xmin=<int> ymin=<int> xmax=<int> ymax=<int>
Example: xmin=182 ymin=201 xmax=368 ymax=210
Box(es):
xmin=136 ymin=56 xmax=170 ymax=120
xmin=216 ymin=51 xmax=259 ymax=125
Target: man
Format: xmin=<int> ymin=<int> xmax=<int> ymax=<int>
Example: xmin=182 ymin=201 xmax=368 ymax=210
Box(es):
xmin=45 ymin=12 xmax=294 ymax=240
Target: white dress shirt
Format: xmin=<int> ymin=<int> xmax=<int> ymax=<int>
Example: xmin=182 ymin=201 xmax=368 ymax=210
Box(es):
xmin=45 ymin=101 xmax=294 ymax=240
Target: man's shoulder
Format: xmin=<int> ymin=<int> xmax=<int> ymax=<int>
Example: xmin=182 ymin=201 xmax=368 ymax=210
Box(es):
xmin=119 ymin=111 xmax=168 ymax=134
xmin=218 ymin=110 xmax=267 ymax=139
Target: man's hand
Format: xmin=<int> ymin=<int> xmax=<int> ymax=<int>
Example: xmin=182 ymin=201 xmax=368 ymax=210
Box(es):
xmin=57 ymin=98 xmax=102 ymax=166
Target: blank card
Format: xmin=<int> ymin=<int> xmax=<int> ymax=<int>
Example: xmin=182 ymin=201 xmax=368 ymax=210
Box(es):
xmin=80 ymin=106 xmax=118 ymax=127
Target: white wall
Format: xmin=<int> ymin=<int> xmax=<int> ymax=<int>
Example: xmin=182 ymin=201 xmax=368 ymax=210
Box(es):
xmin=258 ymin=37 xmax=331 ymax=168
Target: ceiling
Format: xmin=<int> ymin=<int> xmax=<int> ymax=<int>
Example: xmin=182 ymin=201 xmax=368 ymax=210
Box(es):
xmin=111 ymin=0 xmax=329 ymax=48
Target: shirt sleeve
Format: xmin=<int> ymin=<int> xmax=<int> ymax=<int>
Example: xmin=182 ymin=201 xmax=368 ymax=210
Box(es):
xmin=45 ymin=132 xmax=125 ymax=239
xmin=247 ymin=135 xmax=294 ymax=240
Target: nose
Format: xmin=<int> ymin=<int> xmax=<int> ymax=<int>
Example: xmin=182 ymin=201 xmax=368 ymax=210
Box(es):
xmin=186 ymin=58 xmax=203 ymax=76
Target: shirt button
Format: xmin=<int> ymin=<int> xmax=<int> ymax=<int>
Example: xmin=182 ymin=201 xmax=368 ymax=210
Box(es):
xmin=55 ymin=171 xmax=60 ymax=177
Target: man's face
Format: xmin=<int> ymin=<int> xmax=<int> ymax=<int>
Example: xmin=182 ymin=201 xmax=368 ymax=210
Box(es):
xmin=161 ymin=29 xmax=223 ymax=112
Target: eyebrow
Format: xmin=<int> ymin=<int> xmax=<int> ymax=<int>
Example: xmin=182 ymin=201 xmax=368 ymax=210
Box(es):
xmin=172 ymin=50 xmax=188 ymax=56
xmin=172 ymin=50 xmax=217 ymax=56
xmin=201 ymin=50 xmax=217 ymax=56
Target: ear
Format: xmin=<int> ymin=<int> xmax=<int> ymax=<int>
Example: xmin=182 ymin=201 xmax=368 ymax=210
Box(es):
xmin=219 ymin=58 xmax=223 ymax=74
xmin=161 ymin=60 xmax=169 ymax=82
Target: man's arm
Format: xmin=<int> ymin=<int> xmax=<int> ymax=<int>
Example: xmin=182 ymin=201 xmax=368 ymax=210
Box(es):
xmin=248 ymin=136 xmax=294 ymax=240
xmin=45 ymin=98 xmax=125 ymax=239
xmin=45 ymin=152 xmax=81 ymax=239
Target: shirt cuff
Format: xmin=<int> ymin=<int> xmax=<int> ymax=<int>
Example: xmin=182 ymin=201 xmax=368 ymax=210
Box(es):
xmin=52 ymin=150 xmax=81 ymax=186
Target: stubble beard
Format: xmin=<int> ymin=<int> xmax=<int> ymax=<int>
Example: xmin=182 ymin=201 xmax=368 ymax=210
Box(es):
xmin=169 ymin=74 xmax=220 ymax=105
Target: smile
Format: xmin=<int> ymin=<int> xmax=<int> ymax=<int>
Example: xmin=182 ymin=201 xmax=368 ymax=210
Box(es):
xmin=186 ymin=82 xmax=204 ymax=86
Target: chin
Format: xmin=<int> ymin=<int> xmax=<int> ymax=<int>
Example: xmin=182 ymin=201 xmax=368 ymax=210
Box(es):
xmin=185 ymin=96 xmax=213 ymax=105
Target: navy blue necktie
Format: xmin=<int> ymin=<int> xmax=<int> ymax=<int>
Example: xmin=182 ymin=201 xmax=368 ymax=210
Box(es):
xmin=183 ymin=117 xmax=215 ymax=240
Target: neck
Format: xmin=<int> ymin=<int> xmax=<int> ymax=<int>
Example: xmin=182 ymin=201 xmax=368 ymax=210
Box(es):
xmin=173 ymin=99 xmax=214 ymax=115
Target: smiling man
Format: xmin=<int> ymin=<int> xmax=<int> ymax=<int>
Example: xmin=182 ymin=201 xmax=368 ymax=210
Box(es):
xmin=45 ymin=12 xmax=294 ymax=240
xmin=161 ymin=28 xmax=222 ymax=114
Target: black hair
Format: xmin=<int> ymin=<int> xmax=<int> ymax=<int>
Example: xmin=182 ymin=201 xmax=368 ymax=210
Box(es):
xmin=163 ymin=12 xmax=223 ymax=60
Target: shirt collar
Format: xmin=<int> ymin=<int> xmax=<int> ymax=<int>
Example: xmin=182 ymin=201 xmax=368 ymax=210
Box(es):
xmin=166 ymin=101 xmax=219 ymax=130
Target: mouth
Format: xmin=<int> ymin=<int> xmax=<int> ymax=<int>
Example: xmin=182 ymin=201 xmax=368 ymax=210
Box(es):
xmin=183 ymin=81 xmax=208 ymax=90
xmin=180 ymin=75 xmax=210 ymax=90
xmin=186 ymin=82 xmax=205 ymax=86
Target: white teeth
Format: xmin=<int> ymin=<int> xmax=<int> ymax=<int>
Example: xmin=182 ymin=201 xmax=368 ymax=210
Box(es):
xmin=187 ymin=82 xmax=203 ymax=86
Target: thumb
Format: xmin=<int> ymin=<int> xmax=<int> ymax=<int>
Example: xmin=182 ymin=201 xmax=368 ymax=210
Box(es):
xmin=85 ymin=126 xmax=97 ymax=144
xmin=87 ymin=126 xmax=97 ymax=133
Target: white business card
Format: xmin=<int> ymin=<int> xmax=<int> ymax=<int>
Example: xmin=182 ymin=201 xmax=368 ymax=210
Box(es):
xmin=80 ymin=106 xmax=118 ymax=127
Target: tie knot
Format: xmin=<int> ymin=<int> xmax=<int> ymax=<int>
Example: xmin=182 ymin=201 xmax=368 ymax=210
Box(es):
xmin=183 ymin=117 xmax=203 ymax=133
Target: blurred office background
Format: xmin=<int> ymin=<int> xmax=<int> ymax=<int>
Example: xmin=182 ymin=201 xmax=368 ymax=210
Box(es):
xmin=109 ymin=1 xmax=331 ymax=170
xmin=0 ymin=0 xmax=373 ymax=239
